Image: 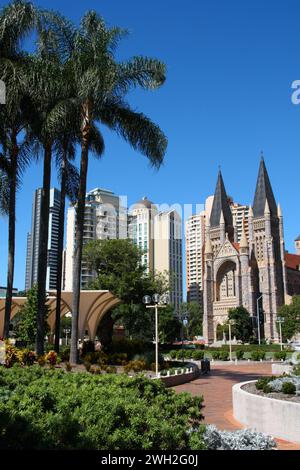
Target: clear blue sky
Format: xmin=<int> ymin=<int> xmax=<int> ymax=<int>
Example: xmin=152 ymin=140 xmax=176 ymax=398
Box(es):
xmin=1 ymin=0 xmax=300 ymax=292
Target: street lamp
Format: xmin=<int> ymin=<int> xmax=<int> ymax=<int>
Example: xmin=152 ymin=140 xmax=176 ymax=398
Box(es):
xmin=143 ymin=293 xmax=169 ymax=377
xmin=276 ymin=316 xmax=284 ymax=351
xmin=178 ymin=311 xmax=189 ymax=360
xmin=228 ymin=319 xmax=234 ymax=362
xmin=64 ymin=328 xmax=71 ymax=346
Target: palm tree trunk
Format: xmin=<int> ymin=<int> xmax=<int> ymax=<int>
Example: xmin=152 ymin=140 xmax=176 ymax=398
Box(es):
xmin=54 ymin=150 xmax=67 ymax=353
xmin=36 ymin=142 xmax=52 ymax=356
xmin=70 ymin=138 xmax=89 ymax=364
xmin=3 ymin=133 xmax=17 ymax=338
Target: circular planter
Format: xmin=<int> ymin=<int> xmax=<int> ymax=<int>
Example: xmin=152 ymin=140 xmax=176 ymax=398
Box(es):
xmin=233 ymin=380 xmax=300 ymax=443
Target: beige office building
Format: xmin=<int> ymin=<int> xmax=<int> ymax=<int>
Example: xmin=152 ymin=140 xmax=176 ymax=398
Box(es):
xmin=185 ymin=213 xmax=206 ymax=304
xmin=154 ymin=209 xmax=183 ymax=312
xmin=65 ymin=188 xmax=125 ymax=290
xmin=128 ymin=197 xmax=157 ymax=273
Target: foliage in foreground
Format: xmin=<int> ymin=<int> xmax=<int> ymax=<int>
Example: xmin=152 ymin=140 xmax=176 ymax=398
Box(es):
xmin=0 ymin=365 xmax=204 ymax=450
xmin=196 ymin=425 xmax=276 ymax=451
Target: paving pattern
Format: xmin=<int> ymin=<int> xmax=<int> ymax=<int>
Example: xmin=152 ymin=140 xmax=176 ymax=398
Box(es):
xmin=173 ymin=362 xmax=300 ymax=451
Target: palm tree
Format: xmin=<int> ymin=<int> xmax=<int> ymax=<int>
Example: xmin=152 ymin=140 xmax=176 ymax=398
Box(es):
xmin=53 ymin=134 xmax=78 ymax=353
xmin=53 ymin=123 xmax=104 ymax=353
xmin=0 ymin=0 xmax=36 ymax=338
xmin=67 ymin=12 xmax=167 ymax=364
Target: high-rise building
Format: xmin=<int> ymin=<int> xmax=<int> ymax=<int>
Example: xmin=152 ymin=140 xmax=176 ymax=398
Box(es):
xmin=154 ymin=209 xmax=183 ymax=312
xmin=230 ymin=202 xmax=250 ymax=243
xmin=128 ymin=197 xmax=157 ymax=273
xmin=185 ymin=213 xmax=206 ymax=304
xmin=25 ymin=188 xmax=61 ymax=291
xmin=64 ymin=188 xmax=125 ymax=290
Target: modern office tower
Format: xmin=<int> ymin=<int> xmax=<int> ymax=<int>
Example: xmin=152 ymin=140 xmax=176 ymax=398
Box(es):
xmin=154 ymin=209 xmax=183 ymax=313
xmin=64 ymin=188 xmax=124 ymax=290
xmin=128 ymin=197 xmax=157 ymax=273
xmin=25 ymin=188 xmax=61 ymax=291
xmin=230 ymin=201 xmax=250 ymax=243
xmin=185 ymin=213 xmax=206 ymax=304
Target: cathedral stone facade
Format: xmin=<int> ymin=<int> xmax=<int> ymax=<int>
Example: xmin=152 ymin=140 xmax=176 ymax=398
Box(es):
xmin=203 ymin=158 xmax=293 ymax=344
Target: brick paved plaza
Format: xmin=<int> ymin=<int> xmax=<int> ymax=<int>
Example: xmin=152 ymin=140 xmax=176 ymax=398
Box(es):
xmin=174 ymin=363 xmax=300 ymax=450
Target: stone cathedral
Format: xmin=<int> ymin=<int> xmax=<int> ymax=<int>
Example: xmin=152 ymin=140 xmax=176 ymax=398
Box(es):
xmin=203 ymin=157 xmax=300 ymax=344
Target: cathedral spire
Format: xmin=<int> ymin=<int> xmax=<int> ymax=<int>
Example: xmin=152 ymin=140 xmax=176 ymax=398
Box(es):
xmin=253 ymin=157 xmax=277 ymax=218
xmin=210 ymin=169 xmax=233 ymax=228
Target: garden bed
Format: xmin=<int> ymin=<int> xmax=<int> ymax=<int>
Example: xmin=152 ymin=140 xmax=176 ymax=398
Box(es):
xmin=233 ymin=380 xmax=300 ymax=443
xmin=242 ymin=381 xmax=300 ymax=403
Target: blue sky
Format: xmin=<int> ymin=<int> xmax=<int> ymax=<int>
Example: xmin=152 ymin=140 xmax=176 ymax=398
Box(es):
xmin=1 ymin=0 xmax=300 ymax=292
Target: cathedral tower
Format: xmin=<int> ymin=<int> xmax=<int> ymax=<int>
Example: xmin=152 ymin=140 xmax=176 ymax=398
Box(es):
xmin=251 ymin=156 xmax=285 ymax=339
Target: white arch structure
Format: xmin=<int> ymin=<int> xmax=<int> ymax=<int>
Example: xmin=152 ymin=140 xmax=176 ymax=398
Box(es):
xmin=0 ymin=290 xmax=121 ymax=340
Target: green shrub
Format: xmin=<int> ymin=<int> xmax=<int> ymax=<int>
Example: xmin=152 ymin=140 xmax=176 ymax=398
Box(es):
xmin=282 ymin=382 xmax=296 ymax=395
xmin=256 ymin=376 xmax=278 ymax=391
xmin=274 ymin=351 xmax=287 ymax=361
xmin=109 ymin=353 xmax=128 ymax=365
xmin=212 ymin=351 xmax=220 ymax=360
xmin=263 ymin=384 xmax=272 ymax=394
xmin=65 ymin=362 xmax=72 ymax=372
xmin=250 ymin=350 xmax=266 ymax=361
xmin=235 ymin=349 xmax=244 ymax=360
xmin=123 ymin=360 xmax=147 ymax=374
xmin=0 ymin=366 xmax=205 ymax=449
xmin=60 ymin=346 xmax=70 ymax=362
xmin=192 ymin=350 xmax=204 ymax=361
xmin=168 ymin=350 xmax=177 ymax=359
xmin=219 ymin=351 xmax=229 ymax=361
xmin=84 ymin=362 xmax=91 ymax=372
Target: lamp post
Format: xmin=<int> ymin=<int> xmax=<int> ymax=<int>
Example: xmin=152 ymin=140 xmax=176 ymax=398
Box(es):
xmin=179 ymin=311 xmax=189 ymax=360
xmin=143 ymin=293 xmax=169 ymax=377
xmin=228 ymin=320 xmax=234 ymax=362
xmin=276 ymin=316 xmax=284 ymax=351
xmin=256 ymin=294 xmax=263 ymax=345
xmin=64 ymin=328 xmax=71 ymax=346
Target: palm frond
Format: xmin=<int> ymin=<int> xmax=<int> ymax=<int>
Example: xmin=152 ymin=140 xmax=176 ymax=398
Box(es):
xmin=100 ymin=101 xmax=167 ymax=168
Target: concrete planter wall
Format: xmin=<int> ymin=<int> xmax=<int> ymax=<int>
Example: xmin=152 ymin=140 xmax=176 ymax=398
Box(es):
xmin=156 ymin=363 xmax=200 ymax=387
xmin=233 ymin=380 xmax=300 ymax=443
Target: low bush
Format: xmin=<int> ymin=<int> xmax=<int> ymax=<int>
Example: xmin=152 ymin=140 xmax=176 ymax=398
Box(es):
xmin=168 ymin=350 xmax=177 ymax=359
xmin=45 ymin=351 xmax=58 ymax=366
xmin=60 ymin=346 xmax=70 ymax=362
xmin=281 ymin=381 xmax=296 ymax=395
xmin=65 ymin=362 xmax=72 ymax=372
xmin=219 ymin=351 xmax=229 ymax=361
xmin=193 ymin=425 xmax=276 ymax=450
xmin=250 ymin=350 xmax=266 ymax=361
xmin=274 ymin=351 xmax=287 ymax=361
xmin=235 ymin=349 xmax=244 ymax=360
xmin=123 ymin=360 xmax=147 ymax=374
xmin=0 ymin=366 xmax=205 ymax=449
xmin=212 ymin=351 xmax=220 ymax=360
xmin=192 ymin=350 xmax=204 ymax=361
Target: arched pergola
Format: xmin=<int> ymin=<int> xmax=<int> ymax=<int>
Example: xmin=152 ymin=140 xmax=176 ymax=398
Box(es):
xmin=0 ymin=290 xmax=121 ymax=340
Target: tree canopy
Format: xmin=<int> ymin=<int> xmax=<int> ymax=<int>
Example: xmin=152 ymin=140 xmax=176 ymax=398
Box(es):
xmin=277 ymin=296 xmax=300 ymax=341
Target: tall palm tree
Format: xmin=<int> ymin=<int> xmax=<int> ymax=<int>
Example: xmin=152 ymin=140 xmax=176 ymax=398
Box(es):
xmin=0 ymin=0 xmax=36 ymax=338
xmin=68 ymin=12 xmax=167 ymax=364
xmin=53 ymin=123 xmax=104 ymax=353
xmin=53 ymin=135 xmax=78 ymax=353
